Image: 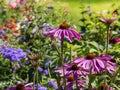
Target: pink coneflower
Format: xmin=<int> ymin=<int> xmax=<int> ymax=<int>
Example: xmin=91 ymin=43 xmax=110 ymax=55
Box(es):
xmin=110 ymin=37 xmax=120 ymax=44
xmin=6 ymin=83 xmax=33 ymax=90
xmin=74 ymin=53 xmax=105 ymax=74
xmin=43 ymin=23 xmax=81 ymax=43
xmin=55 ymin=62 xmax=89 ymax=78
xmin=99 ymin=17 xmax=116 ymax=25
xmin=66 ymin=74 xmax=86 ymax=89
xmin=99 ymin=83 xmax=115 ymax=90
xmin=98 ymin=55 xmax=116 ymax=74
xmin=74 ymin=53 xmax=116 ymax=75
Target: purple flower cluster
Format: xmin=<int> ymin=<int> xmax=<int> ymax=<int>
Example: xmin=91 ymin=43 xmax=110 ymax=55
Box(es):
xmin=0 ymin=45 xmax=26 ymax=62
xmin=47 ymin=81 xmax=57 ymax=89
xmin=35 ymin=84 xmax=47 ymax=90
xmin=38 ymin=67 xmax=49 ymax=75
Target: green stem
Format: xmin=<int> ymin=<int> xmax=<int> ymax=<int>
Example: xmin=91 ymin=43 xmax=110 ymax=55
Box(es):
xmin=88 ymin=68 xmax=92 ymax=90
xmin=88 ymin=75 xmax=92 ymax=90
xmin=76 ymin=79 xmax=79 ymax=90
xmin=33 ymin=68 xmax=36 ymax=90
xmin=70 ymin=46 xmax=72 ymax=62
xmin=61 ymin=41 xmax=66 ymax=90
xmin=104 ymin=24 xmax=110 ymax=90
xmin=36 ymin=67 xmax=38 ymax=90
xmin=106 ymin=25 xmax=110 ymax=55
xmin=48 ymin=66 xmax=52 ymax=78
xmin=56 ymin=74 xmax=62 ymax=90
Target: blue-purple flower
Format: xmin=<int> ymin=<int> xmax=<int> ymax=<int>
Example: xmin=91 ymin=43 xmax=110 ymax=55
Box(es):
xmin=43 ymin=70 xmax=49 ymax=75
xmin=0 ymin=45 xmax=26 ymax=62
xmin=47 ymin=81 xmax=57 ymax=89
xmin=35 ymin=84 xmax=47 ymax=90
xmin=45 ymin=60 xmax=51 ymax=67
xmin=43 ymin=23 xmax=81 ymax=43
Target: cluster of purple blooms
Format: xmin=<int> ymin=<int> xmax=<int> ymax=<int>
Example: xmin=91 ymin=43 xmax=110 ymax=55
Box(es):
xmin=38 ymin=60 xmax=51 ymax=75
xmin=43 ymin=23 xmax=117 ymax=89
xmin=0 ymin=45 xmax=26 ymax=62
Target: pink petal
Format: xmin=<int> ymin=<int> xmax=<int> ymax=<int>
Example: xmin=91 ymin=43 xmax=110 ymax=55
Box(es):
xmin=10 ymin=3 xmax=17 ymax=9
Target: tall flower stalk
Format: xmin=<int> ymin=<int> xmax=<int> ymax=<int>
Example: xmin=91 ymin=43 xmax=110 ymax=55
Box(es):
xmin=99 ymin=17 xmax=116 ymax=55
xmin=43 ymin=23 xmax=81 ymax=89
xmin=99 ymin=16 xmax=116 ymax=89
xmin=28 ymin=53 xmax=41 ymax=90
xmin=60 ymin=40 xmax=67 ymax=90
xmin=106 ymin=24 xmax=110 ymax=55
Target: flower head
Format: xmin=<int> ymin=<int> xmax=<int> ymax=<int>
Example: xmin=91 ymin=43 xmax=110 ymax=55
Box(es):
xmin=110 ymin=37 xmax=120 ymax=44
xmin=0 ymin=45 xmax=26 ymax=62
xmin=99 ymin=83 xmax=115 ymax=90
xmin=55 ymin=62 xmax=89 ymax=78
xmin=6 ymin=83 xmax=32 ymax=90
xmin=74 ymin=54 xmax=116 ymax=74
xmin=45 ymin=60 xmax=51 ymax=67
xmin=47 ymin=81 xmax=57 ymax=89
xmin=43 ymin=23 xmax=81 ymax=43
xmin=99 ymin=17 xmax=116 ymax=25
xmin=66 ymin=74 xmax=86 ymax=89
xmin=98 ymin=55 xmax=116 ymax=74
xmin=74 ymin=53 xmax=105 ymax=74
xmin=35 ymin=84 xmax=47 ymax=90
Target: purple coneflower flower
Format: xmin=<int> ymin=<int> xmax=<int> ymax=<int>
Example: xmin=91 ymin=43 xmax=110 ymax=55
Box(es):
xmin=99 ymin=83 xmax=115 ymax=90
xmin=99 ymin=17 xmax=116 ymax=25
xmin=74 ymin=53 xmax=105 ymax=74
xmin=66 ymin=74 xmax=86 ymax=89
xmin=98 ymin=55 xmax=116 ymax=74
xmin=110 ymin=37 xmax=120 ymax=44
xmin=74 ymin=53 xmax=116 ymax=74
xmin=6 ymin=84 xmax=32 ymax=90
xmin=55 ymin=62 xmax=89 ymax=78
xmin=43 ymin=23 xmax=81 ymax=43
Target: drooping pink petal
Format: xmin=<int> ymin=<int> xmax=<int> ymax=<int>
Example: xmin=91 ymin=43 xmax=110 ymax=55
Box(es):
xmin=93 ymin=59 xmax=105 ymax=73
xmin=66 ymin=30 xmax=73 ymax=42
xmin=70 ymin=29 xmax=81 ymax=40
